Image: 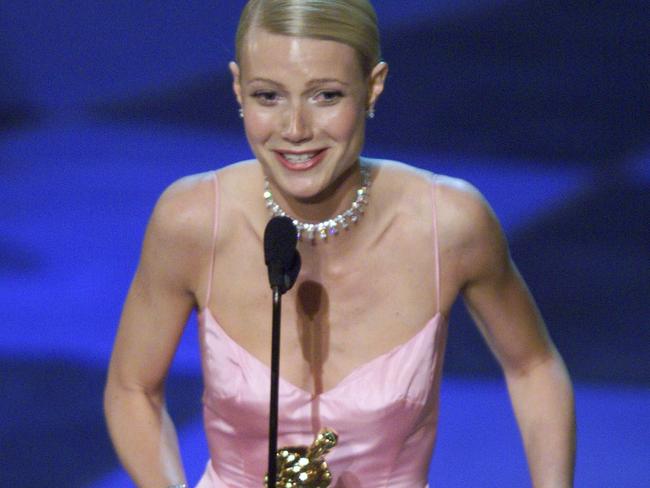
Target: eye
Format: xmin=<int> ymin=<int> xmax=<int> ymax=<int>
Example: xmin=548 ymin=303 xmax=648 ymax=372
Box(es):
xmin=314 ymin=90 xmax=344 ymax=104
xmin=252 ymin=90 xmax=279 ymax=105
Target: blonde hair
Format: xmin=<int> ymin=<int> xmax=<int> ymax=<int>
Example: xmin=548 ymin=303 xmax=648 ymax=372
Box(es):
xmin=236 ymin=0 xmax=381 ymax=77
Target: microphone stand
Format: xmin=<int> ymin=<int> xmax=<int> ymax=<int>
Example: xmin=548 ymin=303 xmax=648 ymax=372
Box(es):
xmin=268 ymin=285 xmax=282 ymax=488
xmin=264 ymin=216 xmax=300 ymax=487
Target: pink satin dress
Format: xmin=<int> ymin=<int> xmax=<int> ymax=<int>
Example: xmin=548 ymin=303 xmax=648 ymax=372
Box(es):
xmin=196 ymin=173 xmax=448 ymax=487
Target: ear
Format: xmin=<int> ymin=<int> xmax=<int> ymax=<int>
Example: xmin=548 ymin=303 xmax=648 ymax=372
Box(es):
xmin=229 ymin=61 xmax=243 ymax=106
xmin=367 ymin=61 xmax=388 ymax=110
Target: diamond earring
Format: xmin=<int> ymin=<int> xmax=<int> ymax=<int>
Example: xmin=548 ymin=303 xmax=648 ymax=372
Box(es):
xmin=367 ymin=107 xmax=375 ymax=119
xmin=238 ymin=108 xmax=244 ymax=119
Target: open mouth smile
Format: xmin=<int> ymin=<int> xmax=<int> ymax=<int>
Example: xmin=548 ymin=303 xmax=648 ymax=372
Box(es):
xmin=274 ymin=149 xmax=327 ymax=171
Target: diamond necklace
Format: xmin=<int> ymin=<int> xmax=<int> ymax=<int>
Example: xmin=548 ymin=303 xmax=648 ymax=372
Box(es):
xmin=264 ymin=165 xmax=371 ymax=241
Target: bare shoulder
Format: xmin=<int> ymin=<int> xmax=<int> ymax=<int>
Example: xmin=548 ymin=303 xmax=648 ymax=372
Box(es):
xmin=434 ymin=175 xmax=496 ymax=237
xmin=434 ymin=175 xmax=509 ymax=283
xmin=368 ymin=158 xmax=435 ymax=215
xmin=149 ymin=170 xmax=216 ymax=246
xmin=150 ymin=160 xmax=258 ymax=239
xmin=370 ymin=159 xmax=507 ymax=280
xmin=212 ymin=159 xmax=262 ymax=210
xmin=367 ymin=158 xmax=496 ymax=232
xmin=370 ymin=158 xmax=432 ymax=189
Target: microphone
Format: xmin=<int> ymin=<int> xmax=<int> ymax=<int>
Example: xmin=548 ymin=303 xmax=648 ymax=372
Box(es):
xmin=264 ymin=216 xmax=301 ymax=294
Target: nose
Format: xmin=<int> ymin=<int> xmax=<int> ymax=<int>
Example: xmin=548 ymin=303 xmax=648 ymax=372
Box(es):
xmin=281 ymin=102 xmax=312 ymax=144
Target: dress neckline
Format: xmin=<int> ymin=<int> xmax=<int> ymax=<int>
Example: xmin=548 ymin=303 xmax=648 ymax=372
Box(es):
xmin=199 ymin=307 xmax=443 ymax=397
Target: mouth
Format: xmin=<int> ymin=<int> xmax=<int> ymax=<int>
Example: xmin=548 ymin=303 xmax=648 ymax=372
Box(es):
xmin=274 ymin=149 xmax=327 ymax=171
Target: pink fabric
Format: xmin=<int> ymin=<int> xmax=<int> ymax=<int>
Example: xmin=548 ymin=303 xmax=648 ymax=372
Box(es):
xmin=195 ymin=309 xmax=448 ymax=487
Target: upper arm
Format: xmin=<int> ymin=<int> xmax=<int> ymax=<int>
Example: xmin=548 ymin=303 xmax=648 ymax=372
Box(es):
xmin=106 ymin=175 xmax=213 ymax=395
xmin=443 ymin=180 xmax=555 ymax=375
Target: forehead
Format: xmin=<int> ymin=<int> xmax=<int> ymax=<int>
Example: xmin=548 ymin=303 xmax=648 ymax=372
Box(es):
xmin=240 ymin=29 xmax=363 ymax=82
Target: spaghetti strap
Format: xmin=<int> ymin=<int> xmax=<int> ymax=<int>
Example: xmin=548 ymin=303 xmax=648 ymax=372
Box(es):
xmin=431 ymin=175 xmax=441 ymax=314
xmin=204 ymin=171 xmax=220 ymax=307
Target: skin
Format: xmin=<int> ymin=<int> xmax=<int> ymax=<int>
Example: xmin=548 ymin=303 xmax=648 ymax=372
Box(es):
xmin=104 ymin=29 xmax=575 ymax=488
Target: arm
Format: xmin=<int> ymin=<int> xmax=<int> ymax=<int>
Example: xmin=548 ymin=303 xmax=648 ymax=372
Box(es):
xmin=446 ymin=181 xmax=576 ymax=487
xmin=104 ymin=176 xmax=211 ymax=487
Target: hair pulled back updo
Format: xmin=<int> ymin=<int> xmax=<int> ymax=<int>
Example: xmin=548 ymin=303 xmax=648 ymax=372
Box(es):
xmin=236 ymin=0 xmax=382 ymax=77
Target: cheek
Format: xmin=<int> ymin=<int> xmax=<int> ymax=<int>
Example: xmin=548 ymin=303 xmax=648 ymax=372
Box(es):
xmin=244 ymin=111 xmax=275 ymax=142
xmin=320 ymin=106 xmax=364 ymax=141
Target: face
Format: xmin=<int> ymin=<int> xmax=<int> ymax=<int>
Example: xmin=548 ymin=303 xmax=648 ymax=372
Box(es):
xmin=231 ymin=29 xmax=387 ymax=202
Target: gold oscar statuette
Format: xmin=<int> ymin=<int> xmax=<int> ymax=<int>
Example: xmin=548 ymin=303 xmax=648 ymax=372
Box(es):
xmin=264 ymin=428 xmax=339 ymax=487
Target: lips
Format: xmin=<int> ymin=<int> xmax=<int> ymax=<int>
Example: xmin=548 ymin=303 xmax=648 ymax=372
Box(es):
xmin=274 ymin=149 xmax=327 ymax=171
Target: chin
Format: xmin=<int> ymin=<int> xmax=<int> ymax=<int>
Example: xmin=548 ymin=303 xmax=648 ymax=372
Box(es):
xmin=281 ymin=179 xmax=328 ymax=202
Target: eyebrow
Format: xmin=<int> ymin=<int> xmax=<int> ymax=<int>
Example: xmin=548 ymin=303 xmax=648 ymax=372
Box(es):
xmin=307 ymin=78 xmax=350 ymax=87
xmin=246 ymin=77 xmax=349 ymax=87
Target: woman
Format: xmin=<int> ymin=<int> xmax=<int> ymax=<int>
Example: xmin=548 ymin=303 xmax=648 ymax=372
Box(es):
xmin=104 ymin=0 xmax=576 ymax=486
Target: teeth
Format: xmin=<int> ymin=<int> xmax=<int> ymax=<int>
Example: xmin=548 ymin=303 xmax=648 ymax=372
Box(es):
xmin=282 ymin=152 xmax=316 ymax=163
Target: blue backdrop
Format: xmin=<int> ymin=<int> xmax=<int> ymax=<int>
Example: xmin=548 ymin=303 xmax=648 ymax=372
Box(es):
xmin=1 ymin=1 xmax=649 ymax=486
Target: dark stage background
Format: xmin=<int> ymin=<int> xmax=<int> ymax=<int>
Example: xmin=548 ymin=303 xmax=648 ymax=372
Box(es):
xmin=1 ymin=1 xmax=649 ymax=486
